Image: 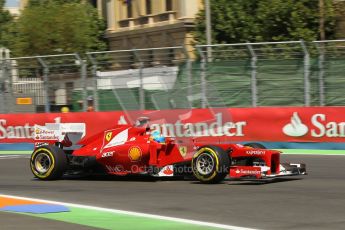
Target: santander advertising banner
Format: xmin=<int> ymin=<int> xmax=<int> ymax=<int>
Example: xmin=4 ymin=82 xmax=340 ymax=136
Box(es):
xmin=0 ymin=107 xmax=344 ymax=143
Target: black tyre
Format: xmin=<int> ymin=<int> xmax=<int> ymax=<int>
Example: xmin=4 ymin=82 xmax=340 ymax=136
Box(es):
xmin=30 ymin=145 xmax=67 ymax=180
xmin=192 ymin=146 xmax=230 ymax=184
xmin=244 ymin=143 xmax=266 ymax=149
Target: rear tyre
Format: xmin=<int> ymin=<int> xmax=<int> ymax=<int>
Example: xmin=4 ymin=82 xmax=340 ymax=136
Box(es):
xmin=192 ymin=146 xmax=230 ymax=184
xmin=30 ymin=145 xmax=67 ymax=180
xmin=244 ymin=143 xmax=266 ymax=149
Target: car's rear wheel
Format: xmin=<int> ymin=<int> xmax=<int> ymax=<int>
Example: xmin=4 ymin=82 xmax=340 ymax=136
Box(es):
xmin=30 ymin=145 xmax=67 ymax=180
xmin=192 ymin=146 xmax=230 ymax=184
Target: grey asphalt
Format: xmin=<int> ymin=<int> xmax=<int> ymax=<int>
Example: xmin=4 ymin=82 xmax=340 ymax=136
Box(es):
xmin=1 ymin=154 xmax=345 ymax=230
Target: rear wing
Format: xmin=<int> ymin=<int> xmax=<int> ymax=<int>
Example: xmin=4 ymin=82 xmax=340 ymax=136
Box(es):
xmin=34 ymin=123 xmax=86 ymax=143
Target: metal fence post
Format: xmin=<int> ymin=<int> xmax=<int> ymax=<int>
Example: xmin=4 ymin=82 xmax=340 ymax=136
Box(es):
xmin=86 ymin=53 xmax=99 ymax=112
xmin=300 ymin=40 xmax=311 ymax=106
xmin=1 ymin=59 xmax=11 ymax=113
xmin=75 ymin=54 xmax=88 ymax=112
xmin=196 ymin=46 xmax=207 ymax=108
xmin=315 ymin=42 xmax=325 ymax=106
xmin=37 ymin=57 xmax=50 ymax=113
xmin=0 ymin=60 xmax=3 ymax=113
xmin=247 ymin=43 xmax=258 ymax=107
xmin=133 ymin=49 xmax=145 ymax=110
xmin=182 ymin=46 xmax=192 ymax=99
xmin=6 ymin=60 xmax=13 ymax=113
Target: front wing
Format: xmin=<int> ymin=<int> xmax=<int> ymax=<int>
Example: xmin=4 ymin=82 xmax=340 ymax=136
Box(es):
xmin=230 ymin=163 xmax=307 ymax=180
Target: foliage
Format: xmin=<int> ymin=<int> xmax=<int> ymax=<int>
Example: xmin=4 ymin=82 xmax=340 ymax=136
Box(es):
xmin=0 ymin=0 xmax=13 ymax=47
xmin=3 ymin=0 xmax=106 ymax=56
xmin=194 ymin=0 xmax=336 ymax=44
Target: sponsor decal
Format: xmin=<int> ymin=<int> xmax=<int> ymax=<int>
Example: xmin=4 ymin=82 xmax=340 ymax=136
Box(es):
xmin=283 ymin=112 xmax=308 ymax=137
xmin=34 ymin=142 xmax=49 ymax=148
xmin=157 ymin=165 xmax=174 ymax=177
xmin=128 ymin=146 xmax=142 ymax=162
xmin=34 ymin=128 xmax=59 ymax=140
xmin=101 ymin=151 xmax=114 ymax=158
xmin=235 ymin=169 xmax=261 ymax=175
xmin=179 ymin=146 xmax=187 ymax=157
xmin=105 ymin=165 xmax=126 ymax=173
xmin=105 ymin=132 xmax=112 ymax=142
xmin=245 ymin=150 xmax=265 ymax=155
xmin=103 ymin=129 xmax=129 ymax=149
xmin=16 ymin=97 xmax=33 ymax=105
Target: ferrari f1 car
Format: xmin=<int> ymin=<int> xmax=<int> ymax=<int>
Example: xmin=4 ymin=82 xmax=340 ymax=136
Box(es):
xmin=30 ymin=122 xmax=306 ymax=183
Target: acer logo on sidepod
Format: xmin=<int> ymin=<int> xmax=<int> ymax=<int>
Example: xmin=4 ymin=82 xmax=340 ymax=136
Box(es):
xmin=283 ymin=112 xmax=345 ymax=138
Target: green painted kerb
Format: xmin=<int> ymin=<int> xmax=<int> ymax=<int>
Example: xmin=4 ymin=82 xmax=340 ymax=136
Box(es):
xmin=22 ymin=207 xmax=218 ymax=230
xmin=0 ymin=151 xmax=31 ymax=155
xmin=276 ymin=149 xmax=345 ymax=155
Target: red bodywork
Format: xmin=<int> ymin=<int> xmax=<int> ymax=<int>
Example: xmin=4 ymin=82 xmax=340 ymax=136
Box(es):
xmin=37 ymin=125 xmax=283 ymax=179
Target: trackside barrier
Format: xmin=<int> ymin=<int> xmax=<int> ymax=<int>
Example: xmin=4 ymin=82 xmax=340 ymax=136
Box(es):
xmin=1 ymin=107 xmax=345 ymax=148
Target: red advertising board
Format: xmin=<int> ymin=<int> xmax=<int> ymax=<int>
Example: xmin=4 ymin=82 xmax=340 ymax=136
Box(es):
xmin=0 ymin=107 xmax=344 ymax=143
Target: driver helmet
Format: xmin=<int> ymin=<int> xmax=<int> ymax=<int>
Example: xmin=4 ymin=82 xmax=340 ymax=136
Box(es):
xmin=151 ymin=131 xmax=165 ymax=143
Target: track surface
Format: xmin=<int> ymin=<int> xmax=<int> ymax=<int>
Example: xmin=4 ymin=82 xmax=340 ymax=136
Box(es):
xmin=1 ymin=154 xmax=345 ymax=230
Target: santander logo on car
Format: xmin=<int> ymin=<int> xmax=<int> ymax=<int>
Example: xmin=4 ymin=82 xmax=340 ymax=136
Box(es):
xmin=283 ymin=112 xmax=345 ymax=138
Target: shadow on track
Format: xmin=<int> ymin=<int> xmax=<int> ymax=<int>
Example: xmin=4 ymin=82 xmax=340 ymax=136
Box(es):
xmin=31 ymin=173 xmax=303 ymax=185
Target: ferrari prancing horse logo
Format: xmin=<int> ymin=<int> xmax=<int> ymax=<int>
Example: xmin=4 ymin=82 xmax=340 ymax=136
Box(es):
xmin=179 ymin=146 xmax=187 ymax=157
xmin=105 ymin=132 xmax=112 ymax=142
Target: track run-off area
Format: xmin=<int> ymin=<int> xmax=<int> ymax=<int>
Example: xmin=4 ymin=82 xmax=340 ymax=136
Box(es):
xmin=1 ymin=150 xmax=345 ymax=230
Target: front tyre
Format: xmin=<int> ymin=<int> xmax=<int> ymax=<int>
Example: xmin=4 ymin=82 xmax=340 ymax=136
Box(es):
xmin=192 ymin=146 xmax=230 ymax=184
xmin=30 ymin=145 xmax=67 ymax=180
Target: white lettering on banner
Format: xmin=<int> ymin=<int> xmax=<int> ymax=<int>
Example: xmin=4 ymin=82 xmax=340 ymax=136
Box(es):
xmin=311 ymin=114 xmax=345 ymax=138
xmin=0 ymin=119 xmax=34 ymax=139
xmin=283 ymin=113 xmax=345 ymax=138
xmin=150 ymin=113 xmax=247 ymax=137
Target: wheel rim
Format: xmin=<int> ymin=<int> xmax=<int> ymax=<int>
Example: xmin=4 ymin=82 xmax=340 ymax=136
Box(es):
xmin=34 ymin=152 xmax=52 ymax=174
xmin=196 ymin=152 xmax=215 ymax=175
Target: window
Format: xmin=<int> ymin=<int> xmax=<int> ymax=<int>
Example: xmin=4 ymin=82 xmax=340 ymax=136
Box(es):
xmin=127 ymin=0 xmax=133 ymax=18
xmin=90 ymin=0 xmax=97 ymax=8
xmin=166 ymin=0 xmax=173 ymax=11
xmin=146 ymin=0 xmax=152 ymax=15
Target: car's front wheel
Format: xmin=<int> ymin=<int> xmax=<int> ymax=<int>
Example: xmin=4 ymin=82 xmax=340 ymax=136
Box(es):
xmin=192 ymin=146 xmax=230 ymax=184
xmin=30 ymin=145 xmax=67 ymax=180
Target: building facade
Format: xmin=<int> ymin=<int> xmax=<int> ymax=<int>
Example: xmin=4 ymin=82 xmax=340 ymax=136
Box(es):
xmin=98 ymin=0 xmax=203 ymax=53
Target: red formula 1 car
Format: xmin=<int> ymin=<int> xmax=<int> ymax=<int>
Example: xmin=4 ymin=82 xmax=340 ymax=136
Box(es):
xmin=30 ymin=121 xmax=306 ymax=183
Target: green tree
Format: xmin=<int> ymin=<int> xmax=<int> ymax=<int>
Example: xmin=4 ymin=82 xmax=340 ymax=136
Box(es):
xmin=194 ymin=0 xmax=336 ymax=44
xmin=28 ymin=0 xmax=84 ymax=7
xmin=4 ymin=0 xmax=106 ymax=56
xmin=0 ymin=0 xmax=13 ymax=46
